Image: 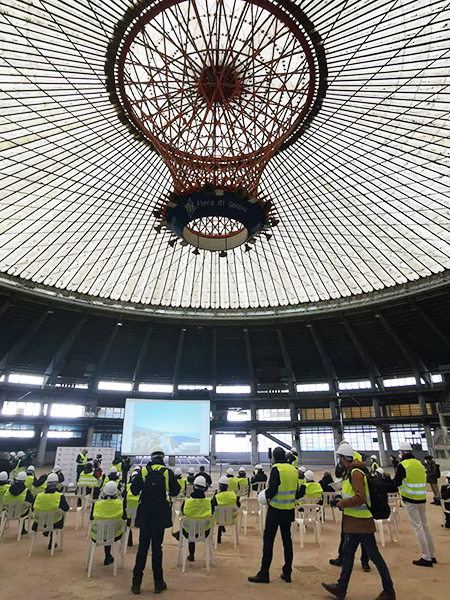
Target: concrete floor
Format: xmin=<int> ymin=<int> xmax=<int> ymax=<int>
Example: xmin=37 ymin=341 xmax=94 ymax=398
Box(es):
xmin=1 ymin=467 xmax=448 ymax=600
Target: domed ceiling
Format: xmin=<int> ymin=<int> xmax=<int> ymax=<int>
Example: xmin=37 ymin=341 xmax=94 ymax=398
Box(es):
xmin=0 ymin=0 xmax=449 ymax=315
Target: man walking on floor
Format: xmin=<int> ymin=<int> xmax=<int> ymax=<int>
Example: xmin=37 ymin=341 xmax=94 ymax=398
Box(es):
xmin=322 ymin=442 xmax=395 ymax=600
xmin=394 ymin=442 xmax=436 ymax=566
xmin=248 ymin=446 xmax=299 ymax=584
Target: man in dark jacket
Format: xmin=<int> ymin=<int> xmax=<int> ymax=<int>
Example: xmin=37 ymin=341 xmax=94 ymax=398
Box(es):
xmin=424 ymin=456 xmax=441 ymax=505
xmin=131 ymin=446 xmax=180 ymax=595
xmin=195 ymin=465 xmax=212 ymax=487
xmin=441 ymin=472 xmax=450 ymax=528
xmin=319 ymin=470 xmax=335 ymax=493
xmin=251 ymin=464 xmax=267 ymax=491
xmin=375 ymin=468 xmax=398 ymax=493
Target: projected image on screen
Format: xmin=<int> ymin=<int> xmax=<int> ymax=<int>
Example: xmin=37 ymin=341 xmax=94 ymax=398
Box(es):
xmin=122 ymin=399 xmax=210 ymax=455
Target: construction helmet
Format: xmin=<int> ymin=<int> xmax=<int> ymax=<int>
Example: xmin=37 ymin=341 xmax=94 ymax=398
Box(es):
xmin=399 ymin=442 xmax=412 ymax=452
xmin=174 ymin=468 xmax=182 ymax=475
xmin=194 ymin=475 xmax=207 ymax=489
xmin=16 ymin=471 xmax=27 ymax=482
xmin=188 ymin=467 xmax=195 ymax=474
xmin=103 ymin=481 xmax=118 ymax=497
xmin=304 ymin=470 xmax=314 ymax=481
xmin=255 ymin=464 xmax=263 ymax=470
xmin=17 ymin=451 xmax=25 ymax=458
xmin=46 ymin=473 xmax=59 ymax=485
xmin=26 ymin=465 xmax=35 ymax=474
xmin=109 ymin=466 xmax=118 ymax=474
xmin=219 ymin=476 xmax=229 ymax=486
xmin=0 ymin=472 xmax=8 ymax=482
xmin=226 ymin=468 xmax=234 ymax=475
xmin=151 ymin=446 xmax=165 ymax=457
xmin=52 ymin=465 xmax=61 ymax=473
xmin=258 ymin=490 xmax=268 ymax=506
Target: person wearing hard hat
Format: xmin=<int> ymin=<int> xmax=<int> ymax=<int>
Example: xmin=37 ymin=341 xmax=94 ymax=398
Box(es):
xmin=186 ymin=467 xmax=196 ymax=485
xmin=130 ymin=446 xmax=180 ymax=595
xmin=76 ymin=448 xmax=89 ymax=482
xmin=78 ymin=461 xmax=100 ymax=494
xmin=321 ymin=442 xmax=395 ymax=600
xmin=374 ymin=468 xmax=398 ymax=493
xmin=25 ymin=465 xmax=35 ymax=490
xmin=297 ymin=470 xmax=323 ymax=503
xmin=173 ymin=475 xmax=212 ymax=562
xmin=423 ymin=455 xmax=441 ymax=506
xmin=90 ymin=480 xmax=127 ymax=566
xmin=101 ymin=465 xmax=123 ymax=494
xmin=393 ymin=441 xmax=436 ymax=567
xmin=3 ymin=471 xmax=34 ymax=534
xmin=195 ymin=465 xmax=212 ymax=487
xmin=212 ymin=475 xmax=240 ymax=543
xmin=286 ymin=447 xmax=299 ymax=468
xmin=0 ymin=471 xmax=10 ymax=498
xmin=11 ymin=450 xmax=27 ymax=478
xmin=248 ymin=446 xmax=299 ymax=584
xmin=32 ymin=472 xmax=70 ymax=550
xmin=52 ymin=464 xmax=65 ymax=491
xmin=123 ymin=468 xmax=141 ymax=547
xmin=31 ymin=470 xmax=48 ymax=496
xmin=174 ymin=468 xmax=186 ymax=497
xmin=226 ymin=467 xmax=239 ymax=492
xmin=110 ymin=453 xmax=123 ymax=475
xmin=298 ymin=465 xmax=306 ymax=485
xmin=370 ymin=455 xmax=380 ymax=475
xmin=440 ymin=471 xmax=450 ymax=528
xmin=237 ymin=467 xmax=249 ymax=495
xmin=251 ymin=464 xmax=267 ymax=491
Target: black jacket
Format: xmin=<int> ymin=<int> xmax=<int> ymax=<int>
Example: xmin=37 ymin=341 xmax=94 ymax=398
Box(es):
xmin=195 ymin=471 xmax=212 ymax=486
xmin=8 ymin=481 xmax=34 ymax=504
xmin=425 ymin=459 xmax=440 ymax=484
xmin=251 ymin=471 xmax=267 ymax=490
xmin=264 ymin=462 xmax=300 ymax=524
xmin=131 ymin=459 xmax=180 ymax=529
xmin=319 ymin=473 xmax=334 ymax=493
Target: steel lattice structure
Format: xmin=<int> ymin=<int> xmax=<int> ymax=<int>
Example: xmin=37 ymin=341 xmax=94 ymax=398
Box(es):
xmin=0 ymin=0 xmax=449 ymax=313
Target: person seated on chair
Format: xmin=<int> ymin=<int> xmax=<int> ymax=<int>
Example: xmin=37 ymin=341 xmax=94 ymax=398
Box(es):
xmin=298 ymin=466 xmax=307 ymax=485
xmin=251 ymin=464 xmax=267 ymax=491
xmin=90 ymin=480 xmax=127 ymax=566
xmin=3 ymin=471 xmax=33 ymax=534
xmin=32 ymin=472 xmax=69 ymax=550
xmin=286 ymin=448 xmax=299 ymax=468
xmin=370 ymin=455 xmax=380 ymax=475
xmin=374 ymin=468 xmax=398 ymax=493
xmin=123 ymin=468 xmax=141 ymax=547
xmin=237 ymin=468 xmax=249 ymax=495
xmin=226 ymin=468 xmax=239 ymax=492
xmin=174 ymin=467 xmax=186 ymax=497
xmin=440 ymin=472 xmax=450 ymax=529
xmin=173 ymin=475 xmax=212 ymax=562
xmin=186 ymin=467 xmax=196 ymax=485
xmin=78 ymin=462 xmax=100 ymax=499
xmin=195 ymin=465 xmax=212 ymax=487
xmin=297 ymin=470 xmax=323 ymax=505
xmin=31 ymin=470 xmax=48 ymax=496
xmin=52 ymin=464 xmax=65 ymax=492
xmin=212 ymin=475 xmax=240 ymax=543
xmin=319 ymin=470 xmax=335 ymax=493
xmin=101 ymin=466 xmax=122 ymax=494
xmin=25 ymin=465 xmax=35 ymax=490
xmin=0 ymin=471 xmax=10 ymax=498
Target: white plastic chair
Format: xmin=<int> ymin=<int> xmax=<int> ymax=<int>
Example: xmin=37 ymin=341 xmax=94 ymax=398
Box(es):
xmin=240 ymin=497 xmax=263 ymax=535
xmin=237 ymin=484 xmax=249 ymax=498
xmin=375 ymin=517 xmax=402 ymax=547
xmin=86 ymin=519 xmax=126 ymax=577
xmin=124 ymin=507 xmax=137 ymax=554
xmin=388 ymin=493 xmax=404 ymax=532
xmin=298 ymin=497 xmax=324 ymax=522
xmin=176 ymin=517 xmax=214 ymax=572
xmin=322 ymin=492 xmax=337 ymax=522
xmin=186 ymin=484 xmax=194 ymax=498
xmin=251 ymin=482 xmax=266 ymax=497
xmin=28 ymin=510 xmax=65 ymax=557
xmin=0 ymin=502 xmax=31 ymax=541
xmin=213 ymin=505 xmax=239 ymax=549
xmin=172 ymin=498 xmax=184 ymax=533
xmin=295 ymin=504 xmax=321 ymax=548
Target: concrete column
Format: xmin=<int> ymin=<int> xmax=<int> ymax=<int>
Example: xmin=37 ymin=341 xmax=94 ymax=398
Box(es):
xmin=86 ymin=426 xmax=95 ymax=447
xmin=289 ymin=402 xmax=299 ymax=454
xmin=383 ymin=426 xmax=393 ymax=453
xmin=332 ymin=424 xmax=342 ymax=450
xmin=36 ymin=425 xmax=49 ymax=467
xmin=330 ymin=399 xmax=338 ymax=420
xmin=210 ymin=428 xmax=216 ymax=465
xmin=251 ymin=427 xmax=258 ymax=465
xmin=373 ymin=397 xmax=381 ymax=418
xmin=423 ymin=423 xmax=434 ymax=454
xmin=376 ymin=425 xmax=388 ymax=467
xmin=418 ymin=393 xmax=427 ymax=416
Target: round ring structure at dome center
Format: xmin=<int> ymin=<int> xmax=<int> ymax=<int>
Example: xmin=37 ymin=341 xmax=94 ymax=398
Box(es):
xmin=110 ymin=0 xmax=322 ymax=196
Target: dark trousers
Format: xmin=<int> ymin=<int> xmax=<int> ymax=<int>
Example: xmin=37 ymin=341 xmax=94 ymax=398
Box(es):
xmin=444 ymin=501 xmax=450 ymax=528
xmin=338 ymin=529 xmax=369 ymax=565
xmin=260 ymin=518 xmax=293 ymax=577
xmin=133 ymin=526 xmax=165 ymax=584
xmin=181 ymin=528 xmax=210 ymax=556
xmin=338 ymin=533 xmax=394 ymax=595
xmin=76 ymin=465 xmax=84 ymax=482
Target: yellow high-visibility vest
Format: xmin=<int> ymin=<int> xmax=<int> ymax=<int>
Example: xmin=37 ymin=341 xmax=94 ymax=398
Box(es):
xmin=182 ymin=497 xmax=212 ymax=532
xmin=342 ymin=468 xmax=372 ymax=519
xmin=33 ymin=491 xmax=63 ymax=524
xmin=399 ymin=458 xmax=426 ymax=502
xmin=91 ymin=498 xmax=124 ymax=541
xmin=268 ymin=463 xmax=298 ymax=510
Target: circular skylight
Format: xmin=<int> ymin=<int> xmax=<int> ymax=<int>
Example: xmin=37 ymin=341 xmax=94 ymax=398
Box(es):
xmin=0 ymin=0 xmax=449 ymax=313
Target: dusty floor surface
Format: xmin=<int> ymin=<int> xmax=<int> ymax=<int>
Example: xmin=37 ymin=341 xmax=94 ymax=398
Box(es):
xmin=0 ymin=467 xmax=448 ymax=600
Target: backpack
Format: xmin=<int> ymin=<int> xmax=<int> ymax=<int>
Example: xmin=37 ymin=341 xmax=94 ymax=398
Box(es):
xmin=140 ymin=467 xmax=167 ymax=507
xmin=349 ymin=467 xmax=390 ymax=520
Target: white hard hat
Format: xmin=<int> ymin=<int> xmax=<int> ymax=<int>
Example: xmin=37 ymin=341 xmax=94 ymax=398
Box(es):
xmin=255 ymin=464 xmax=263 ymax=470
xmin=226 ymin=468 xmax=234 ymax=475
xmin=194 ymin=475 xmax=207 ymax=489
xmin=52 ymin=465 xmax=61 ymax=473
xmin=371 ymin=455 xmax=378 ymax=460
xmin=16 ymin=471 xmax=26 ymax=482
xmin=26 ymin=465 xmax=35 ymax=473
xmin=68 ymin=482 xmax=75 ymax=487
xmin=336 ymin=442 xmax=354 ymax=459
xmin=238 ymin=467 xmax=245 ymax=473
xmin=10 ymin=452 xmax=16 ymax=457
xmin=46 ymin=473 xmax=59 ymax=485
xmin=219 ymin=476 xmax=229 ymax=486
xmin=399 ymin=442 xmax=412 ymax=451
xmin=151 ymin=446 xmax=165 ymax=456
xmin=188 ymin=467 xmax=195 ymax=474
xmin=109 ymin=466 xmax=118 ymax=474
xmin=174 ymin=467 xmax=182 ymax=475
xmin=304 ymin=470 xmax=314 ymax=481
xmin=299 ymin=466 xmax=306 ymax=472
xmin=0 ymin=472 xmax=8 ymax=481
xmin=290 ymin=447 xmax=298 ymax=454
xmin=103 ymin=481 xmax=118 ymax=496
xmin=376 ymin=467 xmax=384 ymax=475
xmin=17 ymin=451 xmax=25 ymax=458
xmin=258 ymin=490 xmax=268 ymax=506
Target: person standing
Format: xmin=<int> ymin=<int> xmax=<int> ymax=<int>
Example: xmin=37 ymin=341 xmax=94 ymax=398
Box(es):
xmin=248 ymin=446 xmax=298 ymax=584
xmin=394 ymin=442 xmax=436 ymax=566
xmin=131 ymin=446 xmax=180 ymax=595
xmin=76 ymin=448 xmax=89 ymax=482
xmin=424 ymin=455 xmax=441 ymax=505
xmin=286 ymin=447 xmax=299 ymax=467
xmin=370 ymin=455 xmax=380 ymax=475
xmin=195 ymin=465 xmax=212 ymax=487
xmin=440 ymin=471 xmax=450 ymax=528
xmin=321 ymin=443 xmax=395 ymax=600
